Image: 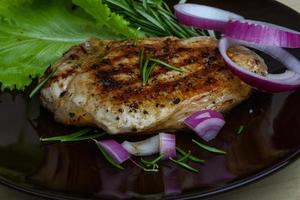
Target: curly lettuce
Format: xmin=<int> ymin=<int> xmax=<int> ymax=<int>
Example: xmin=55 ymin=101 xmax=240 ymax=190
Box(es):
xmin=72 ymin=0 xmax=140 ymax=38
xmin=0 ymin=0 xmax=138 ymax=90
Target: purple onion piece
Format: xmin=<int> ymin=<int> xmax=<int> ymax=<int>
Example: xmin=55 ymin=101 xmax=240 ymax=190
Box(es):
xmin=121 ymin=135 xmax=159 ymax=156
xmin=159 ymin=133 xmax=176 ymax=158
xmin=184 ymin=110 xmax=225 ymax=142
xmin=184 ymin=109 xmax=224 ymax=130
xmin=98 ymin=139 xmax=130 ymax=164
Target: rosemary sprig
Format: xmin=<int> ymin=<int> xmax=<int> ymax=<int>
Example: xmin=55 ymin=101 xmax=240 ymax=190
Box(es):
xmin=40 ymin=128 xmax=91 ymax=142
xmin=192 ymin=139 xmax=226 ymax=155
xmin=61 ymin=133 xmax=106 ymax=142
xmin=141 ymin=57 xmax=150 ymax=85
xmin=104 ymin=0 xmax=208 ymax=38
xmin=42 ymin=130 xmax=120 ymax=169
xmin=176 ymin=147 xmax=205 ymax=164
xmin=130 ymin=158 xmax=159 ymax=172
xmin=148 ymin=58 xmax=184 ymax=72
xmin=40 ymin=128 xmax=106 ymax=143
xmin=177 ymin=150 xmax=191 ymax=163
xmin=141 ymin=154 xmax=164 ymax=168
xmin=139 ymin=49 xmax=184 ymax=85
xmin=93 ymin=139 xmax=124 ymax=170
xmin=144 ymin=63 xmax=156 ymax=85
xmin=139 ymin=47 xmax=145 ymax=75
xmin=29 ymin=68 xmax=56 ymax=98
xmin=169 ymin=157 xmax=199 ymax=173
xmin=237 ymin=125 xmax=245 ymax=135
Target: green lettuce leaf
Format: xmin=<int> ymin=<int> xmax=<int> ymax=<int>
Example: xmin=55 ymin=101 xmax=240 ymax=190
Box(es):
xmin=0 ymin=0 xmax=134 ymax=90
xmin=72 ymin=0 xmax=111 ymax=26
xmin=0 ymin=0 xmax=33 ymax=15
xmin=72 ymin=0 xmax=139 ymax=38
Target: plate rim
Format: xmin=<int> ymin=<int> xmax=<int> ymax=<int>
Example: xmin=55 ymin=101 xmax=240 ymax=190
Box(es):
xmin=0 ymin=149 xmax=298 ymax=200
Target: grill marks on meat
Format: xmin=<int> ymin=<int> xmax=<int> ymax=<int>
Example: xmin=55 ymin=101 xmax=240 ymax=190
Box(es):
xmin=40 ymin=37 xmax=268 ymax=134
xmin=91 ymin=38 xmax=226 ymax=103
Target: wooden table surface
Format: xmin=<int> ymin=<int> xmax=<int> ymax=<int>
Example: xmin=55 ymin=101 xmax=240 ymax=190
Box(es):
xmin=0 ymin=0 xmax=299 ymax=200
xmin=278 ymin=0 xmax=300 ymax=11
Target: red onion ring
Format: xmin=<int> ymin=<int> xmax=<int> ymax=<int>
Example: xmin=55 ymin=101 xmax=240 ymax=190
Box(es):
xmin=219 ymin=37 xmax=300 ymax=92
xmin=174 ymin=3 xmax=244 ymax=32
xmin=224 ymin=19 xmax=300 ymax=48
xmin=175 ymin=3 xmax=300 ymax=49
xmin=175 ymin=3 xmax=300 ymax=92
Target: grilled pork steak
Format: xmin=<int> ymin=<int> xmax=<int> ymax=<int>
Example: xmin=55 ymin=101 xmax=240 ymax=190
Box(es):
xmin=40 ymin=37 xmax=267 ymax=134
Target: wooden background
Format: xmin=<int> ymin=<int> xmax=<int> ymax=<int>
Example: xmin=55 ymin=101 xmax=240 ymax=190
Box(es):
xmin=279 ymin=0 xmax=300 ymax=11
xmin=0 ymin=0 xmax=299 ymax=200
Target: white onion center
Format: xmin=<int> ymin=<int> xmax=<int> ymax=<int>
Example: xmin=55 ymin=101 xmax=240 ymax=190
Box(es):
xmin=176 ymin=3 xmax=242 ymax=21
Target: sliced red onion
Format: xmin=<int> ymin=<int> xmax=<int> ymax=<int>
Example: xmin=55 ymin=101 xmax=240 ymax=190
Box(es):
xmin=174 ymin=3 xmax=300 ymax=92
xmin=174 ymin=3 xmax=244 ymax=32
xmin=175 ymin=4 xmax=300 ymax=48
xmin=184 ymin=110 xmax=225 ymax=142
xmin=219 ymin=37 xmax=300 ymax=92
xmin=159 ymin=133 xmax=176 ymax=158
xmin=224 ymin=19 xmax=300 ymax=48
xmin=121 ymin=135 xmax=159 ymax=156
xmin=98 ymin=140 xmax=130 ymax=164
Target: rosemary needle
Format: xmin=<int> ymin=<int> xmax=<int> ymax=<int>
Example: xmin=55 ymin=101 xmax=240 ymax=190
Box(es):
xmin=61 ymin=132 xmax=106 ymax=142
xmin=142 ymin=57 xmax=150 ymax=85
xmin=40 ymin=128 xmax=92 ymax=142
xmin=177 ymin=150 xmax=192 ymax=163
xmin=40 ymin=128 xmax=107 ymax=143
xmin=148 ymin=58 xmax=184 ymax=73
xmin=139 ymin=47 xmax=145 ymax=75
xmin=141 ymin=154 xmax=164 ymax=168
xmin=144 ymin=63 xmax=156 ymax=84
xmin=29 ymin=69 xmax=56 ymax=98
xmin=140 ymin=55 xmax=184 ymax=85
xmin=192 ymin=139 xmax=226 ymax=155
xmin=176 ymin=147 xmax=205 ymax=164
xmin=103 ymin=0 xmax=208 ymax=38
xmin=237 ymin=125 xmax=245 ymax=135
xmin=169 ymin=157 xmax=199 ymax=173
xmin=130 ymin=158 xmax=158 ymax=172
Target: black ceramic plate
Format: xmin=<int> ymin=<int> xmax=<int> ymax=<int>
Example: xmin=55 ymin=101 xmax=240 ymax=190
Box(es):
xmin=0 ymin=0 xmax=300 ymax=199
